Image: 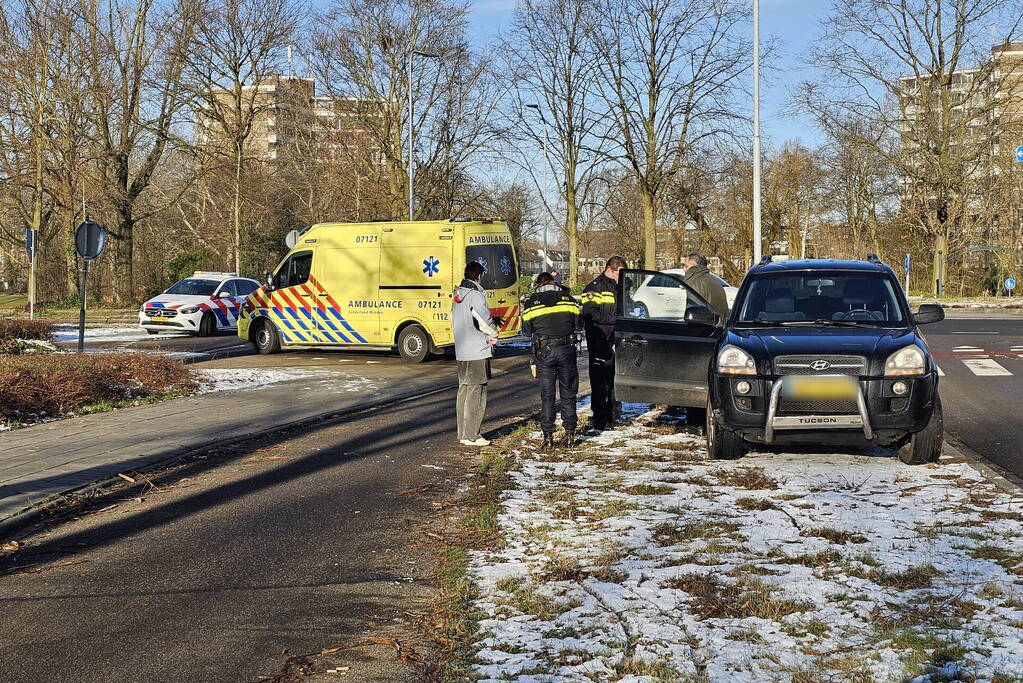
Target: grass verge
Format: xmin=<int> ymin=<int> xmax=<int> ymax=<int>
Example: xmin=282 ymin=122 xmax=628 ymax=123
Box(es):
xmin=429 ymin=425 xmax=526 ymax=680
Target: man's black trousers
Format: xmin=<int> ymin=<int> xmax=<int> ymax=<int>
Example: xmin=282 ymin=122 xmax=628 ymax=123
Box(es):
xmin=536 ymin=344 xmax=579 ymax=437
xmin=588 ymin=351 xmax=615 ymax=430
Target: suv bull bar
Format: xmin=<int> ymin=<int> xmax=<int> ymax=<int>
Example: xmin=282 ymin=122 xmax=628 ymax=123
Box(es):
xmin=763 ymin=376 xmax=874 ymax=444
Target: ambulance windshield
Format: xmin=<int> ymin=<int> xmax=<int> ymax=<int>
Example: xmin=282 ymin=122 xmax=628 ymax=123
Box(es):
xmin=466 ymin=245 xmax=516 ymax=290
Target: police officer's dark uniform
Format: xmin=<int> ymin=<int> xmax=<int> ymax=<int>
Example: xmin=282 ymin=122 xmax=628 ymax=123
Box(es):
xmin=521 ymin=278 xmax=581 ymax=449
xmin=581 ymin=267 xmax=619 ymax=432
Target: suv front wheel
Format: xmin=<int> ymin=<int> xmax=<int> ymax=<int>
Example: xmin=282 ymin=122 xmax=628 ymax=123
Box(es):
xmin=898 ymin=395 xmax=943 ymax=465
xmin=706 ymin=397 xmax=744 ymax=460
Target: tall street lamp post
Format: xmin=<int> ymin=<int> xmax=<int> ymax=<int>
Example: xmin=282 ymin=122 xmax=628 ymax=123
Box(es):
xmin=408 ymin=49 xmax=439 ymax=221
xmin=752 ymin=0 xmax=763 ymax=264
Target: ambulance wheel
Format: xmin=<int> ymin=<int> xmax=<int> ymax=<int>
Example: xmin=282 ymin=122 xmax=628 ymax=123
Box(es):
xmin=253 ymin=321 xmax=282 ymax=355
xmin=198 ymin=312 xmax=217 ymax=337
xmin=398 ymin=325 xmax=431 ymax=363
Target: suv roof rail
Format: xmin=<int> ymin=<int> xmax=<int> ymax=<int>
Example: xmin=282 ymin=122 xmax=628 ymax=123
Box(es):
xmin=866 ymin=253 xmax=883 ymax=266
xmin=756 ymin=255 xmax=773 ymax=267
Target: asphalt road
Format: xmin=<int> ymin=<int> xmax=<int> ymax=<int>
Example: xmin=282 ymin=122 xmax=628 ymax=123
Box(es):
xmin=924 ymin=311 xmax=1023 ymax=480
xmin=0 ymin=352 xmax=547 ymax=683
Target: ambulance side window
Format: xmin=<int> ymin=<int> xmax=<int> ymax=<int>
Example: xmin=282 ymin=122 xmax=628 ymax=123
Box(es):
xmin=278 ymin=251 xmax=313 ymax=288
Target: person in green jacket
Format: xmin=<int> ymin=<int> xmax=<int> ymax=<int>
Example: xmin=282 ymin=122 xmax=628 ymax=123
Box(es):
xmin=682 ymin=252 xmax=729 ymax=325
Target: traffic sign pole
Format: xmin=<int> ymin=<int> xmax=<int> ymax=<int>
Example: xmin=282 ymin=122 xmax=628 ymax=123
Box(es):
xmin=29 ymin=235 xmax=36 ymax=320
xmin=904 ymin=253 xmax=910 ymax=294
xmin=1006 ymin=277 xmax=1017 ymax=298
xmin=74 ymin=221 xmax=107 ymax=352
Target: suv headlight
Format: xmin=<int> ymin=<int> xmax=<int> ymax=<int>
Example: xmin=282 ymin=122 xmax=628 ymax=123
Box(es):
xmin=885 ymin=346 xmax=925 ymax=376
xmin=180 ymin=306 xmax=201 ymax=314
xmin=718 ymin=345 xmax=756 ymax=375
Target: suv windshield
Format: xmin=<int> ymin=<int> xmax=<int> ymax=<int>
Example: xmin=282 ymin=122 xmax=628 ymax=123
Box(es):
xmin=735 ymin=271 xmax=906 ymax=325
xmin=165 ymin=278 xmax=220 ymax=296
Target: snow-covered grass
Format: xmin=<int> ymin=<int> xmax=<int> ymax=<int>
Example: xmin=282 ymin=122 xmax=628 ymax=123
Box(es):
xmin=468 ymin=405 xmax=1023 ymax=682
xmin=51 ymin=325 xmax=188 ymax=343
xmin=196 ymin=367 xmax=376 ymax=394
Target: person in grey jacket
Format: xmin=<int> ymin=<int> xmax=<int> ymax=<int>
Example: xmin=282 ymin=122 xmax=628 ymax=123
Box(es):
xmin=682 ymin=252 xmax=729 ymax=324
xmin=452 ymin=261 xmax=499 ymax=446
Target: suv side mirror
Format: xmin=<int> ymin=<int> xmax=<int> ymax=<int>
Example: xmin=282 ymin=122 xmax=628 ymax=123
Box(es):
xmin=914 ymin=303 xmax=944 ymax=325
xmin=265 ymin=271 xmax=276 ymax=291
xmin=685 ymin=304 xmax=719 ymax=327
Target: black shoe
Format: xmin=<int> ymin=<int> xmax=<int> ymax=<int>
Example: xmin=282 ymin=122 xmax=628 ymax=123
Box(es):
xmin=563 ymin=431 xmax=577 ymax=448
xmin=541 ymin=434 xmax=555 ymax=451
xmin=590 ymin=423 xmax=607 ymax=434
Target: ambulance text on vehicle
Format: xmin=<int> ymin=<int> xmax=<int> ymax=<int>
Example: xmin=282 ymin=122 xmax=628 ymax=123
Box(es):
xmin=236 ymin=219 xmax=521 ymax=361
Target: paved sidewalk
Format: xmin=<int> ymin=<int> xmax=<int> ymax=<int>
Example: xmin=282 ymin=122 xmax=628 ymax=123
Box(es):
xmin=0 ymin=364 xmax=457 ymax=521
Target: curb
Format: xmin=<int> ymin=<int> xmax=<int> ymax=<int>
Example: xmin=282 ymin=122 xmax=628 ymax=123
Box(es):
xmin=0 ymin=380 xmax=462 ymax=539
xmin=942 ymin=434 xmax=1023 ymax=494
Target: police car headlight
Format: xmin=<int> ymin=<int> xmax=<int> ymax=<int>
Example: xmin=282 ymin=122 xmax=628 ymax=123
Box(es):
xmin=179 ymin=306 xmax=201 ymax=314
xmin=718 ymin=345 xmax=756 ymax=375
xmin=885 ymin=346 xmax=925 ymax=376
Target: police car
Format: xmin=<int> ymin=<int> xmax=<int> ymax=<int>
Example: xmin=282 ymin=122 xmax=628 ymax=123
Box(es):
xmin=139 ymin=272 xmax=261 ymax=336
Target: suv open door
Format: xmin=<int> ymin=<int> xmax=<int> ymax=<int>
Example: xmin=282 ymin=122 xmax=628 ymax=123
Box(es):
xmin=615 ymin=269 xmax=724 ymax=407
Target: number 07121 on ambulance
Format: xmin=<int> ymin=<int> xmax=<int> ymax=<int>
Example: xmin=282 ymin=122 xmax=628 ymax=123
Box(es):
xmin=236 ymin=218 xmax=522 ymax=362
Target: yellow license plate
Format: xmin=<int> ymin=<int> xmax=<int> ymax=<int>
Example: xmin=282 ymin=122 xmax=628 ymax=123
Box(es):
xmin=151 ymin=315 xmax=169 ymax=321
xmin=783 ymin=376 xmax=857 ymax=400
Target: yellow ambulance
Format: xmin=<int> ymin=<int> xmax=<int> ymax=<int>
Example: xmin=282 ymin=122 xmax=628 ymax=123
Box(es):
xmin=237 ymin=218 xmax=521 ymax=361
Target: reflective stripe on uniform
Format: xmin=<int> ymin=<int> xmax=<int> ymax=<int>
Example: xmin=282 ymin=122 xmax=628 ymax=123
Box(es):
xmin=580 ymin=292 xmax=615 ymax=304
xmin=521 ymin=301 xmax=581 ymax=322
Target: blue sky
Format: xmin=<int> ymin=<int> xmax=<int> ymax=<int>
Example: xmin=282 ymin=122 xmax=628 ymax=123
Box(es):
xmin=467 ymin=0 xmax=832 ymax=148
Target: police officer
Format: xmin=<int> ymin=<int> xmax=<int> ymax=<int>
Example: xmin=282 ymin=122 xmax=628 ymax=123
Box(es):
xmin=521 ymin=272 xmax=581 ymax=450
xmin=581 ymin=256 xmax=626 ymax=433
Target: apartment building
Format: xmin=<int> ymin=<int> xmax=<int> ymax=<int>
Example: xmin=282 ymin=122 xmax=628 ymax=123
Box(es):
xmin=195 ymin=74 xmax=383 ymax=165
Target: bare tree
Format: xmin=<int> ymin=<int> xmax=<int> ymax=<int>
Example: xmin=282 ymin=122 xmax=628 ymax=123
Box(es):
xmin=798 ymin=0 xmax=1023 ymax=295
xmin=311 ymin=0 xmax=497 ymax=221
xmin=591 ymin=0 xmax=751 ymax=268
xmin=183 ymin=0 xmax=299 ymax=274
xmin=501 ymin=0 xmax=603 ymax=287
xmin=78 ymin=0 xmax=199 ymax=301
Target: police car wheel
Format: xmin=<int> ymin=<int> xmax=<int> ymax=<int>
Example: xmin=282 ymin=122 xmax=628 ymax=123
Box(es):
xmin=198 ymin=312 xmax=216 ymax=337
xmin=253 ymin=321 xmax=282 ymax=354
xmin=398 ymin=325 xmax=431 ymax=363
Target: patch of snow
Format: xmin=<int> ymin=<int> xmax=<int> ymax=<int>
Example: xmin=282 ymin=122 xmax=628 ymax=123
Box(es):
xmin=469 ymin=404 xmax=1023 ymax=682
xmin=196 ymin=367 xmax=376 ymax=394
xmin=52 ymin=325 xmax=189 ymax=343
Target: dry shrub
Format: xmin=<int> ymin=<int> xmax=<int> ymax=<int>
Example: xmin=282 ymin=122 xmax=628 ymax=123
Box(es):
xmin=0 ymin=352 xmax=199 ymax=419
xmin=715 ymin=466 xmax=779 ymax=490
xmin=802 ymin=527 xmax=869 ymax=545
xmin=0 ymin=319 xmax=55 ymax=343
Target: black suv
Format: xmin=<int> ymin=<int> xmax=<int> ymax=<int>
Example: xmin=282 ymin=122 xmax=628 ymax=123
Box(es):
xmin=614 ymin=257 xmax=945 ymax=465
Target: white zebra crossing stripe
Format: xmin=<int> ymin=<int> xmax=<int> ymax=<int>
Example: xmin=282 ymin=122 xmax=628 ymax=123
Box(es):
xmin=953 ymin=346 xmax=984 ymax=352
xmin=962 ymin=359 xmax=1012 ymax=376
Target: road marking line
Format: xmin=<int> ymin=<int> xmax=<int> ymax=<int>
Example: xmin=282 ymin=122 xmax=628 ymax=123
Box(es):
xmin=953 ymin=346 xmax=984 ymax=352
xmin=951 ymin=331 xmax=999 ymax=334
xmin=962 ymin=358 xmax=1012 ymax=376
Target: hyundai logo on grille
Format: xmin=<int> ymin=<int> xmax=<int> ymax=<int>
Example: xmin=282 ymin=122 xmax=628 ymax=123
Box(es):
xmin=810 ymin=360 xmax=832 ymax=371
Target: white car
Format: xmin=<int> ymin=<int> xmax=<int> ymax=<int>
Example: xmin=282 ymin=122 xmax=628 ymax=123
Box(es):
xmin=139 ymin=272 xmax=261 ymax=336
xmin=628 ymin=268 xmax=737 ymax=319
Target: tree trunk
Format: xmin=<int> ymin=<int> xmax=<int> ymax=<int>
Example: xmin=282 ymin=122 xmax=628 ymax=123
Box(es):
xmin=640 ymin=189 xmax=656 ymax=269
xmin=565 ymin=184 xmax=578 ymax=287
xmin=114 ymin=210 xmax=134 ymax=303
xmin=233 ymin=140 xmax=243 ymax=274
